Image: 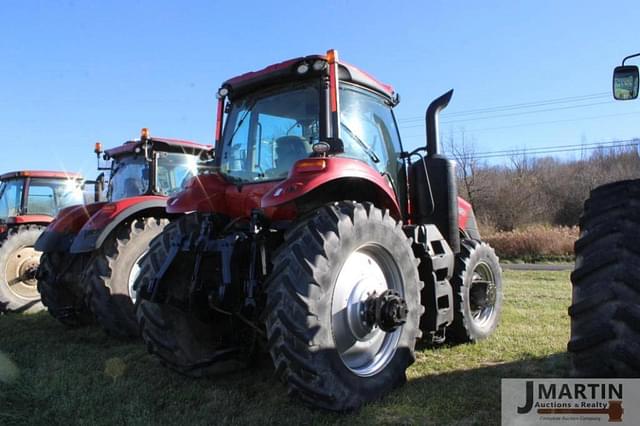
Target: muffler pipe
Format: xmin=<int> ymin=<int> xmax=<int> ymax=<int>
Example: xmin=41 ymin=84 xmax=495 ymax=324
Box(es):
xmin=426 ymin=89 xmax=454 ymax=156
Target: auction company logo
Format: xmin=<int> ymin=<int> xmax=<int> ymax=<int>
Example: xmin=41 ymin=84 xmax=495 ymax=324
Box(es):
xmin=502 ymin=379 xmax=640 ymax=425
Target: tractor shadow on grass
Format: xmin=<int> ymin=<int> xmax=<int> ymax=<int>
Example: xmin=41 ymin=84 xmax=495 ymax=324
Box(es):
xmin=377 ymin=351 xmax=570 ymax=424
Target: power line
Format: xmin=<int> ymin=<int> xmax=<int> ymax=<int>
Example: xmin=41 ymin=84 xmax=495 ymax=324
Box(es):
xmin=441 ymin=110 xmax=640 ymax=135
xmin=403 ymin=110 xmax=640 ymax=138
xmin=455 ymin=138 xmax=636 ymax=157
xmin=400 ymin=100 xmax=614 ymax=128
xmin=396 ymin=92 xmax=610 ymax=123
xmin=468 ymin=142 xmax=638 ymax=160
xmin=402 ymin=110 xmax=640 ymax=138
xmin=450 ymin=138 xmax=639 ymax=160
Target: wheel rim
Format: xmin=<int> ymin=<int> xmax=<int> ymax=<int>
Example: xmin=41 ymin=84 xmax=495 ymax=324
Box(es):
xmin=468 ymin=261 xmax=497 ymax=327
xmin=127 ymin=250 xmax=148 ymax=303
xmin=4 ymin=245 xmax=41 ymax=300
xmin=331 ymin=244 xmax=403 ymax=377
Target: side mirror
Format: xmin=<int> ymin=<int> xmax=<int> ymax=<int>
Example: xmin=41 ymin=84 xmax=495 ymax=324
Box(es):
xmin=95 ymin=173 xmax=105 ymax=202
xmin=613 ymin=65 xmax=639 ymax=100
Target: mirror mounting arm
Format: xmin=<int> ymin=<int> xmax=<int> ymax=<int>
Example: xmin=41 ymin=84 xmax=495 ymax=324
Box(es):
xmin=622 ymin=52 xmax=640 ymax=66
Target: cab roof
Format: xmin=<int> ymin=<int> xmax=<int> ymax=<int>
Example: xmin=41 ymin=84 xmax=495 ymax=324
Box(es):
xmin=0 ymin=170 xmax=83 ymax=180
xmin=105 ymin=137 xmax=212 ymax=158
xmin=222 ymin=53 xmax=396 ymax=102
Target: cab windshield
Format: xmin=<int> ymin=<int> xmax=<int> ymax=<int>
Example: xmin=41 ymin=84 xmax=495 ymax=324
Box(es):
xmin=219 ymin=84 xmax=320 ymax=183
xmin=27 ymin=178 xmax=84 ymax=215
xmin=0 ymin=177 xmax=84 ymax=218
xmin=109 ymin=152 xmax=202 ymax=201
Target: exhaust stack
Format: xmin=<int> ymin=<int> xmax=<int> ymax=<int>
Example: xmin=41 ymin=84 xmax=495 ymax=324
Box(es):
xmin=425 ymin=89 xmax=454 ymax=156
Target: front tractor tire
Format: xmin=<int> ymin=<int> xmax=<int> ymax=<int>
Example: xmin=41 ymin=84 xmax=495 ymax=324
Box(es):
xmin=265 ymin=202 xmax=423 ymax=411
xmin=136 ymin=213 xmax=244 ymax=377
xmin=569 ymin=179 xmax=640 ymax=377
xmin=86 ymin=217 xmax=168 ymax=339
xmin=38 ymin=252 xmax=93 ymax=326
xmin=0 ymin=225 xmax=45 ymax=313
xmin=448 ymin=239 xmax=503 ymax=343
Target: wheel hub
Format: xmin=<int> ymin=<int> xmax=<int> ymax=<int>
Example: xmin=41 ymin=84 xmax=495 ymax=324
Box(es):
xmin=5 ymin=246 xmax=41 ymax=299
xmin=362 ymin=290 xmax=408 ymax=332
xmin=469 ymin=262 xmax=497 ymax=326
xmin=345 ymin=278 xmax=381 ymax=340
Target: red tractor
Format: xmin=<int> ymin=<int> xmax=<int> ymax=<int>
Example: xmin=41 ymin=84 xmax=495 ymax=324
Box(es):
xmin=135 ymin=50 xmax=503 ymax=410
xmin=0 ymin=170 xmax=85 ymax=313
xmin=35 ymin=130 xmax=212 ymax=338
xmin=569 ymin=53 xmax=640 ymax=377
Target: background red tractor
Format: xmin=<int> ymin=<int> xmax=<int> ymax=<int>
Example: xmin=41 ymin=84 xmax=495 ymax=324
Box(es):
xmin=569 ymin=53 xmax=640 ymax=377
xmin=135 ymin=50 xmax=503 ymax=410
xmin=0 ymin=170 xmax=85 ymax=313
xmin=36 ymin=130 xmax=212 ymax=338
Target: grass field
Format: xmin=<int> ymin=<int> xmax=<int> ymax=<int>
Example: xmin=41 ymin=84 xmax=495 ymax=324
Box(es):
xmin=0 ymin=270 xmax=571 ymax=425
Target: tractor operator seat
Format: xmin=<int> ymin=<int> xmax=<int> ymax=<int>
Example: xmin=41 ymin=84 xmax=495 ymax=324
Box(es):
xmin=271 ymin=136 xmax=308 ymax=177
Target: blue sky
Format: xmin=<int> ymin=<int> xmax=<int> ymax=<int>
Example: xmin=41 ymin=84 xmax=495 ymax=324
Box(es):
xmin=1 ymin=0 xmax=639 ymax=177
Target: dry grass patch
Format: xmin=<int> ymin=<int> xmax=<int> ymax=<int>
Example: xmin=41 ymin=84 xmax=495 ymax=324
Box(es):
xmin=483 ymin=224 xmax=578 ymax=261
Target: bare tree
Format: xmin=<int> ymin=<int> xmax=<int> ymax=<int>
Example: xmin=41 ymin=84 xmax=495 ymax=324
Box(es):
xmin=445 ymin=129 xmax=486 ymax=207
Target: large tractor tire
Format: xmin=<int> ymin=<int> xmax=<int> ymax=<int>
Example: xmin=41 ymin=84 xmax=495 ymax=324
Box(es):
xmin=265 ymin=202 xmax=423 ymax=411
xmin=0 ymin=225 xmax=45 ymax=313
xmin=136 ymin=214 xmax=243 ymax=376
xmin=38 ymin=252 xmax=93 ymax=326
xmin=569 ymin=179 xmax=640 ymax=377
xmin=85 ymin=217 xmax=168 ymax=339
xmin=448 ymin=239 xmax=503 ymax=343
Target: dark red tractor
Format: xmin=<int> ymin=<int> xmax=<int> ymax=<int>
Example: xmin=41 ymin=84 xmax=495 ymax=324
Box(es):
xmin=569 ymin=53 xmax=640 ymax=377
xmin=0 ymin=170 xmax=85 ymax=313
xmin=36 ymin=130 xmax=212 ymax=337
xmin=135 ymin=50 xmax=503 ymax=410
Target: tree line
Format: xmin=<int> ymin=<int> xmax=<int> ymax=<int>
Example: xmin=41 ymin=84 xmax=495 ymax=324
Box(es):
xmin=446 ymin=136 xmax=640 ymax=230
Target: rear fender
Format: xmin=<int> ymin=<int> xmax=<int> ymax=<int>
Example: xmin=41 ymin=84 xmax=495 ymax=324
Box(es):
xmin=261 ymin=157 xmax=401 ymax=219
xmin=35 ymin=202 xmax=107 ymax=252
xmin=70 ymin=196 xmax=168 ymax=254
xmin=457 ymin=197 xmax=481 ymax=240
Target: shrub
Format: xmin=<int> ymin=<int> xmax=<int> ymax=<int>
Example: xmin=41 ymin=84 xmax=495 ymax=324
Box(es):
xmin=482 ymin=224 xmax=578 ymax=261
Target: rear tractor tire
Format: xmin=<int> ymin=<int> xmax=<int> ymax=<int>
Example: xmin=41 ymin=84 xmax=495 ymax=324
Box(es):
xmin=265 ymin=202 xmax=423 ymax=411
xmin=568 ymin=179 xmax=640 ymax=377
xmin=86 ymin=217 xmax=168 ymax=339
xmin=0 ymin=225 xmax=45 ymax=313
xmin=448 ymin=239 xmax=503 ymax=343
xmin=38 ymin=251 xmax=93 ymax=326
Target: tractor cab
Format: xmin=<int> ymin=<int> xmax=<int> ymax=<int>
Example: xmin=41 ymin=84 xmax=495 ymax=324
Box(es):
xmin=210 ymin=51 xmax=404 ymax=206
xmin=95 ymin=129 xmax=210 ymax=203
xmin=0 ymin=171 xmax=84 ymax=237
xmin=215 ymin=62 xmax=399 ymax=184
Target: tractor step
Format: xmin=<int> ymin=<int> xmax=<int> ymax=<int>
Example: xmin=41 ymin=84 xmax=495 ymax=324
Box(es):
xmin=406 ymin=224 xmax=455 ymax=342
